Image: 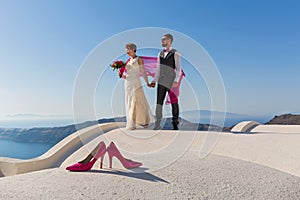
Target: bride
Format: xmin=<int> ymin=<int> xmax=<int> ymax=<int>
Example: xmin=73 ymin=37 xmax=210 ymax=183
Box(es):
xmin=121 ymin=43 xmax=154 ymax=130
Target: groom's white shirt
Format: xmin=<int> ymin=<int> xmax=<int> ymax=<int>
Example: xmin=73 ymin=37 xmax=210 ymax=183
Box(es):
xmin=153 ymin=47 xmax=182 ymax=83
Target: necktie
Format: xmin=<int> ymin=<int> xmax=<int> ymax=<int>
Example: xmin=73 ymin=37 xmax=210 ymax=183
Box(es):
xmin=163 ymin=48 xmax=170 ymax=52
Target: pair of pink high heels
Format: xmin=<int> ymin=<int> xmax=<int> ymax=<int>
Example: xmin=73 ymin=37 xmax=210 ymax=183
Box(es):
xmin=66 ymin=141 xmax=142 ymax=171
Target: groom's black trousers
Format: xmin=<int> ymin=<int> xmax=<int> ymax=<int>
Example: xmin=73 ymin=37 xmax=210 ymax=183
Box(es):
xmin=155 ymin=84 xmax=179 ymax=126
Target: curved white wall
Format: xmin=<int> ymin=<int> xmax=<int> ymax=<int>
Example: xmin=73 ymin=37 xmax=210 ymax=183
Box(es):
xmin=0 ymin=122 xmax=126 ymax=177
xmin=231 ymin=121 xmax=261 ymax=133
xmin=251 ymin=125 xmax=300 ymax=134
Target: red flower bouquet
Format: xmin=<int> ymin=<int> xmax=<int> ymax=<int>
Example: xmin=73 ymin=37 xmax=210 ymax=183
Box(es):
xmin=110 ymin=60 xmax=125 ymax=70
xmin=110 ymin=60 xmax=126 ymax=78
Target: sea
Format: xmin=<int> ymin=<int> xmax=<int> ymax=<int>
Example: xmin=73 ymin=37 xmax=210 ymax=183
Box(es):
xmin=0 ymin=139 xmax=54 ymax=159
xmin=0 ymin=118 xmax=73 ymax=159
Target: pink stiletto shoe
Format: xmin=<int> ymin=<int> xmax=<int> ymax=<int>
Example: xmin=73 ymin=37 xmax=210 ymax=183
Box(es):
xmin=66 ymin=141 xmax=106 ymax=171
xmin=107 ymin=142 xmax=142 ymax=169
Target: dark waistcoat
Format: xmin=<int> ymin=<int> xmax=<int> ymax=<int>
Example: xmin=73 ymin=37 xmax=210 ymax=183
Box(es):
xmin=158 ymin=49 xmax=177 ymax=89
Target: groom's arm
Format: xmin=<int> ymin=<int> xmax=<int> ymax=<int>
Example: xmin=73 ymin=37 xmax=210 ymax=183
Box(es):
xmin=174 ymin=51 xmax=182 ymax=83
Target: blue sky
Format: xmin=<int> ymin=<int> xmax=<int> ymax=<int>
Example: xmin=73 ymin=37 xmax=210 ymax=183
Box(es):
xmin=0 ymin=0 xmax=299 ymax=119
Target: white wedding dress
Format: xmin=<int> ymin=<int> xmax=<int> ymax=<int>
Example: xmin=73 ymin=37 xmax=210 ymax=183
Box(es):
xmin=124 ymin=56 xmax=154 ymax=129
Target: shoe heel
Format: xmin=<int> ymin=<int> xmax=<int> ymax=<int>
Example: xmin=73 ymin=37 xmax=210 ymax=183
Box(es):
xmin=109 ymin=155 xmax=113 ymax=168
xmin=100 ymin=155 xmax=104 ymax=169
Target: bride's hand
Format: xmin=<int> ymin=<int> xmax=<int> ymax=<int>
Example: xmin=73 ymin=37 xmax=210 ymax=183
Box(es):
xmin=172 ymin=81 xmax=179 ymax=87
xmin=122 ymin=75 xmax=126 ymax=79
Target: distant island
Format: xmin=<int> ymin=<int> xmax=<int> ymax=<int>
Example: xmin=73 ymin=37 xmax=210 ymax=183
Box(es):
xmin=0 ymin=116 xmax=222 ymax=144
xmin=265 ymin=114 xmax=300 ymax=125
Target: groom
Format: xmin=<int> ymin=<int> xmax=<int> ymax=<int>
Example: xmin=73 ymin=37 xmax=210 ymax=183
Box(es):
xmin=150 ymin=33 xmax=182 ymax=130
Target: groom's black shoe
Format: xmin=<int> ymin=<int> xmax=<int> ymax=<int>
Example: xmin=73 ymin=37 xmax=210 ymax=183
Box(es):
xmin=173 ymin=124 xmax=179 ymax=130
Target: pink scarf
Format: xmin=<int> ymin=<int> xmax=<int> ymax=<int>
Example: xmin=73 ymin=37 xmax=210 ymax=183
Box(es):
xmin=119 ymin=56 xmax=185 ymax=104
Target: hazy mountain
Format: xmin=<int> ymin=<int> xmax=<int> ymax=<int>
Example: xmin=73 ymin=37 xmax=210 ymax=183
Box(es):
xmin=181 ymin=110 xmax=271 ymax=127
xmin=3 ymin=114 xmax=44 ymax=119
xmin=161 ymin=117 xmax=221 ymax=131
xmin=0 ymin=114 xmax=74 ymax=128
xmin=1 ymin=114 xmax=71 ymax=119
